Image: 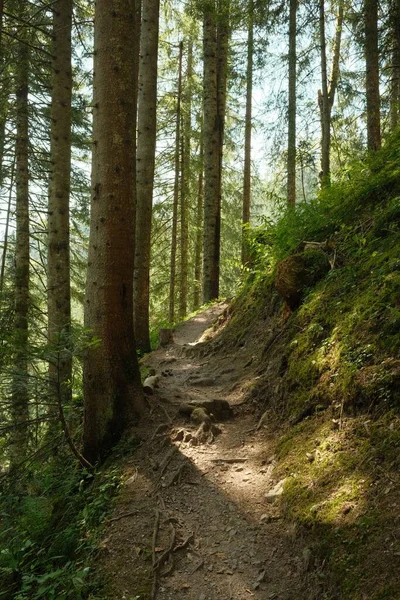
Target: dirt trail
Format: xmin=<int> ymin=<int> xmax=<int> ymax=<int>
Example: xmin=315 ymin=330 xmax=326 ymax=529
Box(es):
xmin=100 ymin=303 xmax=308 ymax=600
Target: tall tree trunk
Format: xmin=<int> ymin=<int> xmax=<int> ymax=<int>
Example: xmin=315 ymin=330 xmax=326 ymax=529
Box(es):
xmin=169 ymin=41 xmax=183 ymax=325
xmin=365 ymin=0 xmax=381 ymax=151
xmin=193 ymin=134 xmax=203 ymax=311
xmin=318 ymin=0 xmax=330 ymax=186
xmin=83 ymin=0 xmax=145 ymax=465
xmin=202 ymin=0 xmax=229 ymax=303
xmin=47 ymin=0 xmax=73 ymax=425
xmin=0 ymin=0 xmax=8 ymax=188
xmin=0 ymin=161 xmax=14 ymax=293
xmin=179 ymin=39 xmax=192 ymax=319
xmin=390 ymin=0 xmax=400 ymax=129
xmin=0 ymin=0 xmax=3 ymax=48
xmin=242 ymin=0 xmax=253 ymax=265
xmin=287 ymin=0 xmax=297 ymax=206
xmin=328 ymin=0 xmax=344 ymax=113
xmin=10 ymin=34 xmax=30 ymax=469
xmin=134 ymin=0 xmax=159 ymax=353
xmin=319 ymin=0 xmax=343 ymax=185
xmin=132 ymin=0 xmax=141 ymax=257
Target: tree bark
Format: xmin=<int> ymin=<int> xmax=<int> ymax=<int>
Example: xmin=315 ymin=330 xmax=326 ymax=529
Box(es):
xmin=47 ymin=0 xmax=73 ymax=423
xmin=169 ymin=41 xmax=183 ymax=325
xmin=179 ymin=39 xmax=192 ymax=319
xmin=193 ymin=134 xmax=203 ymax=311
xmin=242 ymin=0 xmax=253 ymax=265
xmin=202 ymin=0 xmax=229 ymax=303
xmin=328 ymin=0 xmax=344 ymax=112
xmin=0 ymin=159 xmax=14 ymax=294
xmin=287 ymin=0 xmax=297 ymax=206
xmin=10 ymin=32 xmax=30 ymax=469
xmin=0 ymin=0 xmax=8 ymax=188
xmin=319 ymin=0 xmax=330 ymax=186
xmin=365 ymin=0 xmax=381 ymax=151
xmin=390 ymin=0 xmax=400 ymax=129
xmin=134 ymin=0 xmax=160 ymax=352
xmin=83 ymin=0 xmax=145 ymax=464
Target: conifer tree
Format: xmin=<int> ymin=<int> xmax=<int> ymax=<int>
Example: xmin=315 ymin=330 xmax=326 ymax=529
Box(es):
xmin=83 ymin=0 xmax=145 ymax=463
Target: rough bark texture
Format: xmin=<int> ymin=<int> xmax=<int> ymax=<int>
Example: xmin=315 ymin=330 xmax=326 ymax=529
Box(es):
xmin=169 ymin=41 xmax=183 ymax=325
xmin=390 ymin=0 xmax=400 ymax=129
xmin=132 ymin=0 xmax=141 ymax=258
xmin=193 ymin=135 xmax=203 ymax=311
xmin=10 ymin=36 xmax=30 ymax=469
xmin=83 ymin=0 xmax=145 ymax=465
xmin=287 ymin=0 xmax=297 ymax=206
xmin=47 ymin=0 xmax=73 ymax=418
xmin=179 ymin=40 xmax=192 ymax=319
xmin=202 ymin=0 xmax=229 ymax=303
xmin=134 ymin=0 xmax=159 ymax=352
xmin=365 ymin=0 xmax=381 ymax=152
xmin=242 ymin=0 xmax=253 ymax=265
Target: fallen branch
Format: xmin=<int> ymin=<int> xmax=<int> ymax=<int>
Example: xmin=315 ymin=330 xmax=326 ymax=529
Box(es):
xmin=144 ymin=375 xmax=159 ymax=395
xmin=108 ymin=510 xmax=138 ymax=523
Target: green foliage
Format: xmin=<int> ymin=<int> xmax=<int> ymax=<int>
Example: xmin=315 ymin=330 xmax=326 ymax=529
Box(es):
xmin=248 ymin=132 xmax=400 ymax=275
xmin=0 ymin=458 xmax=122 ymax=600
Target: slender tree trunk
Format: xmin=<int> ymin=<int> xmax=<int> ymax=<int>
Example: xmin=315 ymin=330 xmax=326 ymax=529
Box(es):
xmin=134 ymin=0 xmax=159 ymax=352
xmin=193 ymin=135 xmax=203 ymax=311
xmin=319 ymin=0 xmax=343 ymax=184
xmin=328 ymin=0 xmax=344 ymax=112
xmin=390 ymin=0 xmax=400 ymax=129
xmin=179 ymin=40 xmax=192 ymax=319
xmin=169 ymin=41 xmax=183 ymax=325
xmin=202 ymin=0 xmax=229 ymax=303
xmin=0 ymin=1 xmax=8 ymax=188
xmin=287 ymin=0 xmax=297 ymax=206
xmin=47 ymin=0 xmax=73 ymax=425
xmin=242 ymin=0 xmax=253 ymax=265
xmin=83 ymin=0 xmax=145 ymax=465
xmin=0 ymin=158 xmax=14 ymax=294
xmin=0 ymin=0 xmax=3 ymax=48
xmin=10 ymin=35 xmax=30 ymax=469
xmin=319 ymin=0 xmax=330 ymax=186
xmin=365 ymin=0 xmax=381 ymax=151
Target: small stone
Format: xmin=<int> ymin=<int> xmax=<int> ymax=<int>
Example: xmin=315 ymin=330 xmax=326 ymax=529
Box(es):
xmin=306 ymin=452 xmax=315 ymax=463
xmin=264 ymin=478 xmax=287 ymax=503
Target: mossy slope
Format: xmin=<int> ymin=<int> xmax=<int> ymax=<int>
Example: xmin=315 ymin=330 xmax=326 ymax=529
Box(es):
xmin=219 ymin=135 xmax=400 ymax=600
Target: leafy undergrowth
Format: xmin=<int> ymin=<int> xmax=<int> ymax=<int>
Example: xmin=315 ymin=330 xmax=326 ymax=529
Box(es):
xmin=0 ymin=437 xmax=139 ymax=600
xmin=221 ymin=135 xmax=400 ymax=599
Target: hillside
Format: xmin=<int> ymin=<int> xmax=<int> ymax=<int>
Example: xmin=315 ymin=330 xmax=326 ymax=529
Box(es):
xmin=95 ymin=138 xmax=400 ymax=599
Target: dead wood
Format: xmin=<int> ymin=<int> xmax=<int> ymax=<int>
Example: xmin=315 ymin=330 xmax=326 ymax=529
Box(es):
xmin=144 ymin=375 xmax=159 ymax=395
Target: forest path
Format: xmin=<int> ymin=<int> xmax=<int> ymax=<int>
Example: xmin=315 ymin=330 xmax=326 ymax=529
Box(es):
xmin=100 ymin=303 xmax=307 ymax=600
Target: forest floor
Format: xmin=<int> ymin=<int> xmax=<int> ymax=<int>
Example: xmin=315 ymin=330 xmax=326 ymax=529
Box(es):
xmin=98 ymin=303 xmax=313 ymax=600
